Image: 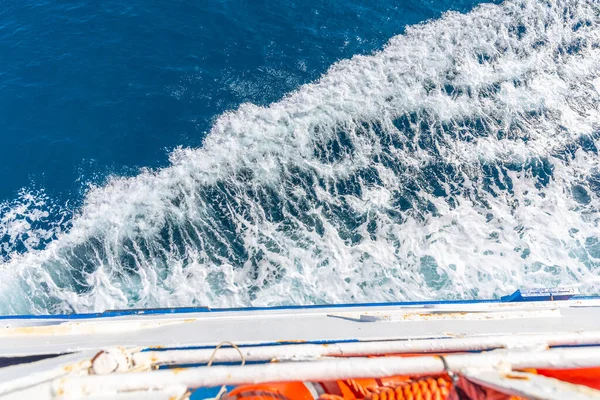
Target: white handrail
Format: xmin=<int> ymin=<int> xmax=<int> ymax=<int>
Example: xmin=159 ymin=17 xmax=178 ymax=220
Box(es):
xmin=57 ymin=347 xmax=600 ymax=397
xmin=132 ymin=330 xmax=600 ymax=367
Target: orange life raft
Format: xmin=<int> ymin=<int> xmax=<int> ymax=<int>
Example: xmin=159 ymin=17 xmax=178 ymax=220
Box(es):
xmin=223 ymin=366 xmax=600 ymax=400
xmin=224 ymin=375 xmax=526 ymax=400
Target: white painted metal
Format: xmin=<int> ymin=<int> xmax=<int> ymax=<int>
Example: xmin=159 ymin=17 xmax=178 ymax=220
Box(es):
xmin=0 ymin=351 xmax=96 ymax=397
xmin=3 ymin=300 xmax=600 ymax=358
xmin=0 ymin=318 xmax=192 ymax=338
xmin=54 ymin=385 xmax=188 ymax=400
xmin=54 ymin=347 xmax=600 ymax=397
xmin=330 ymin=308 xmax=560 ymax=322
xmin=462 ymin=369 xmax=600 ymax=400
xmin=0 ymin=382 xmax=53 ymax=400
xmin=1 ymin=298 xmax=600 ymax=399
xmin=132 ymin=330 xmax=600 ymax=366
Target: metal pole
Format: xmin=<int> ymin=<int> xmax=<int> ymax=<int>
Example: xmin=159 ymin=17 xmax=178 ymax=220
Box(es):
xmin=58 ymin=347 xmax=600 ymax=397
xmin=132 ymin=331 xmax=600 ymax=367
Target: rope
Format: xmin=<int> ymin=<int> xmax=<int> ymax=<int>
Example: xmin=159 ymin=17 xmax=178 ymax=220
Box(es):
xmin=318 ymin=377 xmax=452 ymax=400
xmin=207 ymin=341 xmax=247 ymax=367
xmin=436 ymin=355 xmax=467 ymax=400
xmin=196 ymin=341 xmax=247 ymax=400
xmin=364 ymin=377 xmax=451 ymax=400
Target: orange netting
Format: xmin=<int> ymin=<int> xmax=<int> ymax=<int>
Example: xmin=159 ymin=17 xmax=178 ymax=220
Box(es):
xmin=317 ymin=376 xmax=525 ymax=400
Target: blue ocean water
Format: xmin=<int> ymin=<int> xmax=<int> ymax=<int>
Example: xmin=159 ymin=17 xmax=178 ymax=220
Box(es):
xmin=1 ymin=0 xmax=489 ymax=204
xmin=1 ymin=0 xmax=600 ymax=314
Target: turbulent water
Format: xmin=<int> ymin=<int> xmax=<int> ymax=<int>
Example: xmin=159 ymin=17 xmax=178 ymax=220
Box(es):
xmin=1 ymin=0 xmax=600 ymax=314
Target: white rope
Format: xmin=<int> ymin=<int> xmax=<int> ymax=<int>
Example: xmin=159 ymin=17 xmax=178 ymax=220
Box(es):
xmin=205 ymin=341 xmax=247 ymax=400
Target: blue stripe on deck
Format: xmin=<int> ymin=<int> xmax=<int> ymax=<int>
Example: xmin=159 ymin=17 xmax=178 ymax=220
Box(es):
xmin=0 ymin=294 xmax=597 ymax=320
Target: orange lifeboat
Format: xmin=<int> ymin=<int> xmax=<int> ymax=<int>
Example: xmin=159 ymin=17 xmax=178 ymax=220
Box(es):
xmin=225 ymin=377 xmax=448 ymax=400
xmin=224 ymin=374 xmax=527 ymax=400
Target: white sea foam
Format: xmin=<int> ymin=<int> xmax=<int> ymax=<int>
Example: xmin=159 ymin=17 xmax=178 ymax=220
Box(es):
xmin=0 ymin=0 xmax=599 ymax=314
xmin=0 ymin=190 xmax=69 ymax=263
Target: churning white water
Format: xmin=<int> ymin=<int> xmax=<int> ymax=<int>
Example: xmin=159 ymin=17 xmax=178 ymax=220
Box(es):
xmin=0 ymin=0 xmax=599 ymax=314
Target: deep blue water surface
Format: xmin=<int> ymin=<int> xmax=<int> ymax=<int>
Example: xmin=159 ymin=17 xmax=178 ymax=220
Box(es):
xmin=1 ymin=0 xmax=492 ymax=205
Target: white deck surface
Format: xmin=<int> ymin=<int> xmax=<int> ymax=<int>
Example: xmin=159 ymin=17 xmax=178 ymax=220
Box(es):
xmin=1 ymin=299 xmax=600 ymax=357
